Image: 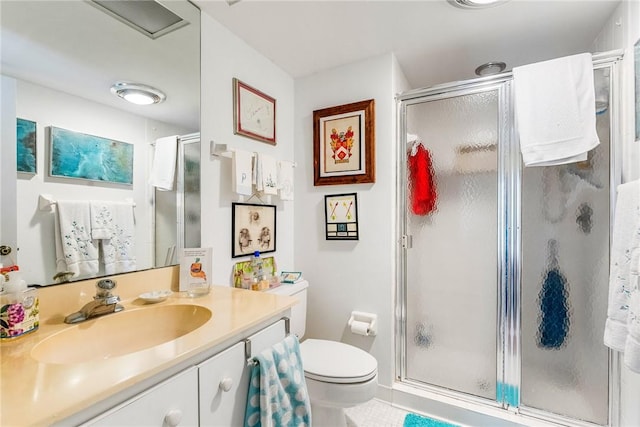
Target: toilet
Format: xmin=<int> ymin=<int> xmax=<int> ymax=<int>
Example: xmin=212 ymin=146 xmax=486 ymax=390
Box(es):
xmin=267 ymin=280 xmax=378 ymax=427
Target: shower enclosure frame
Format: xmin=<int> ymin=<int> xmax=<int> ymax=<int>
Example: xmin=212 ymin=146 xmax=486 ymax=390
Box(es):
xmin=153 ymin=132 xmax=201 ymax=266
xmin=394 ymin=50 xmax=623 ymax=427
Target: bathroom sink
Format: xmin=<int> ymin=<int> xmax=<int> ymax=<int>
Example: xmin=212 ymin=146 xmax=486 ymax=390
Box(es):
xmin=31 ymin=304 xmax=212 ymax=364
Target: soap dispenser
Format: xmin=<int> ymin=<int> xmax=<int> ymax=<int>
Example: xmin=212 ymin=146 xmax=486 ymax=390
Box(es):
xmin=0 ymin=269 xmax=39 ymax=339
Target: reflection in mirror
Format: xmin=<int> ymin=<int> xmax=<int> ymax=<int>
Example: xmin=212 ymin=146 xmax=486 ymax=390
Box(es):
xmin=0 ymin=0 xmax=201 ymax=286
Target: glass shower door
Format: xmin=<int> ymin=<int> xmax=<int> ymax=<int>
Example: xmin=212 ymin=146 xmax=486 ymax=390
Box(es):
xmin=399 ymin=58 xmax=619 ymax=426
xmin=403 ymin=88 xmax=501 ymax=400
xmin=519 ymin=66 xmax=611 ymax=425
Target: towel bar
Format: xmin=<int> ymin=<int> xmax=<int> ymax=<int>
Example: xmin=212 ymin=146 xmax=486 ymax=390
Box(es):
xmin=245 ymin=317 xmax=290 ymax=366
xmin=38 ymin=194 xmax=136 ymax=211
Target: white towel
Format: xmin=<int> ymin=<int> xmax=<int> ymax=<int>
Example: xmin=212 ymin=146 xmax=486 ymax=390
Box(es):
xmin=259 ymin=153 xmax=278 ymax=195
xmin=624 ymin=248 xmax=640 ymax=372
xmin=278 ymin=160 xmax=294 ymax=201
xmin=513 ymin=53 xmax=599 ymax=167
xmin=90 ymin=201 xmax=113 ymax=240
xmin=95 ymin=202 xmax=137 ymax=275
xmin=149 ymin=135 xmax=178 ymax=190
xmin=604 ymin=180 xmax=640 ymax=371
xmin=232 ymin=150 xmax=253 ymax=196
xmin=54 ymin=200 xmax=99 ymax=278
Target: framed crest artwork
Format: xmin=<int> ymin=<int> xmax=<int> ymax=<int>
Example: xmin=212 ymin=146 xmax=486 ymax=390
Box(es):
xmin=233 ymin=78 xmax=276 ymax=145
xmin=313 ymin=99 xmax=375 ymax=186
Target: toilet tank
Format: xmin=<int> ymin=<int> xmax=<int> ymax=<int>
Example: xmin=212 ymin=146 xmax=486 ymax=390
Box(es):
xmin=266 ymin=280 xmax=308 ymax=338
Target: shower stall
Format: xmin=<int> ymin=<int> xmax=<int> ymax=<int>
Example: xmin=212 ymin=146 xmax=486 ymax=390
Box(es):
xmin=396 ymin=51 xmax=622 ymax=426
xmin=154 ymin=133 xmax=201 ymax=266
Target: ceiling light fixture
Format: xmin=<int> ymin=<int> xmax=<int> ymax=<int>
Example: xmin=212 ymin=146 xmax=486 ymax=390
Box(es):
xmin=447 ymin=0 xmax=510 ymax=9
xmin=475 ymin=62 xmax=507 ymax=76
xmin=110 ymin=82 xmax=166 ymax=105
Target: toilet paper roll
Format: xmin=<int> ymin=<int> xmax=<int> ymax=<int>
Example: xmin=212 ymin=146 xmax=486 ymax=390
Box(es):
xmin=350 ymin=320 xmax=370 ymax=336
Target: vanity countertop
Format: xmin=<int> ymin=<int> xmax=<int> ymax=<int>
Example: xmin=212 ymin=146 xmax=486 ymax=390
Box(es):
xmin=0 ymin=268 xmax=296 ymax=426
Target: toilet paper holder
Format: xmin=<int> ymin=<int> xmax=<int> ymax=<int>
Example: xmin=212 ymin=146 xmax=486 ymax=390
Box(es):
xmin=348 ymin=311 xmax=377 ymax=336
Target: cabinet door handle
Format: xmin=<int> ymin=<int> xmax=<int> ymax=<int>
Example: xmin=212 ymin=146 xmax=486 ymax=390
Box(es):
xmin=164 ymin=409 xmax=183 ymax=426
xmin=219 ymin=377 xmax=233 ymax=392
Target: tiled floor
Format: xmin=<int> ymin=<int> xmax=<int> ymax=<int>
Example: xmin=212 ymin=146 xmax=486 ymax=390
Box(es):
xmin=345 ymin=398 xmax=410 ymax=427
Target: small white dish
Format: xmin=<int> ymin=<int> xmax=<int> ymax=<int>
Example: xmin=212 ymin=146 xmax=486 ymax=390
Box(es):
xmin=139 ymin=290 xmax=173 ymax=303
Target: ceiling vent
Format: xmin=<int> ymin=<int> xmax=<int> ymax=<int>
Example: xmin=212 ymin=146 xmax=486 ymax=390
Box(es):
xmin=88 ymin=0 xmax=189 ymax=39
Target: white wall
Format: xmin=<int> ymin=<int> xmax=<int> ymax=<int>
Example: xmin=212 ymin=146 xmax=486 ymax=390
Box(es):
xmin=200 ymin=14 xmax=295 ymax=285
xmin=13 ymin=79 xmax=187 ymax=285
xmin=0 ymin=76 xmax=18 ymax=258
xmin=294 ymin=53 xmax=409 ymax=391
xmin=592 ymin=1 xmax=640 ymax=425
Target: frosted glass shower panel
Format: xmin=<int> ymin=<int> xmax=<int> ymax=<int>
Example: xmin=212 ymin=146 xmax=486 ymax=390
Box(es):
xmin=183 ymin=141 xmax=201 ymax=248
xmin=404 ymin=90 xmax=499 ymax=400
xmin=520 ymin=68 xmax=610 ymax=425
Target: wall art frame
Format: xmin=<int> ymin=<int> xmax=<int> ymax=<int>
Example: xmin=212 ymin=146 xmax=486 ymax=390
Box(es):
xmin=17 ymin=118 xmax=37 ymax=174
xmin=231 ymin=202 xmax=277 ymax=258
xmin=313 ymin=99 xmax=375 ymax=186
xmin=49 ymin=126 xmax=133 ymax=185
xmin=233 ymin=78 xmax=276 ymax=145
xmin=324 ymin=192 xmax=359 ymax=240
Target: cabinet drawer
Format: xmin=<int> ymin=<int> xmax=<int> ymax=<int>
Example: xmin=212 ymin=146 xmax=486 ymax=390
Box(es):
xmin=198 ymin=319 xmax=286 ymax=426
xmin=85 ymin=367 xmax=198 ymax=427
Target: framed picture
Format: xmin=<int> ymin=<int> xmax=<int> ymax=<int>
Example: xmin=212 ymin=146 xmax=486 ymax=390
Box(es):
xmin=324 ymin=193 xmax=359 ymax=240
xmin=313 ymin=99 xmax=375 ymax=186
xmin=49 ymin=126 xmax=133 ymax=185
xmin=233 ymin=78 xmax=276 ymax=145
xmin=17 ymin=118 xmax=37 ymax=174
xmin=231 ymin=202 xmax=277 ymax=258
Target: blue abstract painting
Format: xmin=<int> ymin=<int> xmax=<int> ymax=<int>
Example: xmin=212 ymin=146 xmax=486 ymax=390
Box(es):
xmin=50 ymin=127 xmax=133 ymax=185
xmin=17 ymin=118 xmax=37 ymax=173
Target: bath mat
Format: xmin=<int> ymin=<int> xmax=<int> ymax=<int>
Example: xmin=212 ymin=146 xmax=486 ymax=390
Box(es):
xmin=403 ymin=413 xmax=459 ymax=427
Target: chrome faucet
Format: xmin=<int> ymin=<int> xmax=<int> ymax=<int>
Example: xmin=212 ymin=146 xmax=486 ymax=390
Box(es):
xmin=64 ymin=279 xmax=124 ymax=324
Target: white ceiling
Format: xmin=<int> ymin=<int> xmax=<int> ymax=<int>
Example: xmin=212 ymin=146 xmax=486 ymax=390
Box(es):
xmin=0 ymin=0 xmax=620 ymax=132
xmin=0 ymin=0 xmax=200 ymax=131
xmin=196 ymin=0 xmax=621 ymax=89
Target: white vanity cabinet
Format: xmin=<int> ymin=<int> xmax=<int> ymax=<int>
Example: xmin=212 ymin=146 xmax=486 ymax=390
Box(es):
xmin=81 ymin=318 xmax=287 ymax=427
xmin=198 ymin=319 xmax=287 ymax=426
xmin=84 ymin=367 xmax=199 ymax=427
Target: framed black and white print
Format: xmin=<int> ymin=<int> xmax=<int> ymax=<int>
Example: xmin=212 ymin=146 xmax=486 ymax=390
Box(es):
xmin=231 ymin=203 xmax=277 ymax=258
xmin=324 ymin=193 xmax=359 ymax=240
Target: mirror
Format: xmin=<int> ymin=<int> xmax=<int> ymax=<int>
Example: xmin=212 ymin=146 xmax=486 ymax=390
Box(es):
xmin=0 ymin=0 xmax=200 ymax=285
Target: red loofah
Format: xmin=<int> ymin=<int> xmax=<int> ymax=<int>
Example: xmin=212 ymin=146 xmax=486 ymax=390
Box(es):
xmin=408 ymin=143 xmax=437 ymax=215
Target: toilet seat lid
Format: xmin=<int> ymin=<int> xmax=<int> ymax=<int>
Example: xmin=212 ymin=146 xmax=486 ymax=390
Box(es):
xmin=300 ymin=339 xmax=377 ymax=384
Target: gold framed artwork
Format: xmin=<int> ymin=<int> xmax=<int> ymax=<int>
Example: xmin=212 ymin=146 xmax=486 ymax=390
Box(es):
xmin=313 ymin=99 xmax=375 ymax=186
xmin=233 ymin=78 xmax=276 ymax=145
xmin=324 ymin=193 xmax=359 ymax=240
